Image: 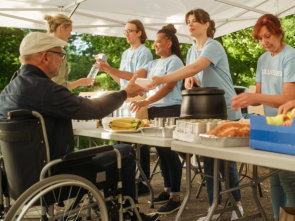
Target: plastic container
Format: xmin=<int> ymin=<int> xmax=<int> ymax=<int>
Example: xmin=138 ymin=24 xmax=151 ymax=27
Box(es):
xmin=135 ymin=78 xmax=153 ymax=89
xmin=250 ymin=115 xmax=295 ymax=155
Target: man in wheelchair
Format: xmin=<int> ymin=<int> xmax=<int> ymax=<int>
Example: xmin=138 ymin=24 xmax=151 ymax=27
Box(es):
xmin=0 ymin=32 xmax=158 ymax=221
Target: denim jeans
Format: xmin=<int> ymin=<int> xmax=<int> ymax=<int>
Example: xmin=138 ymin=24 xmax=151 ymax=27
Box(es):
xmin=270 ymin=169 xmax=295 ymax=219
xmin=279 ymin=170 xmax=295 ymax=205
xmin=203 ymin=157 xmax=241 ymax=205
xmin=156 ymin=147 xmax=182 ymax=195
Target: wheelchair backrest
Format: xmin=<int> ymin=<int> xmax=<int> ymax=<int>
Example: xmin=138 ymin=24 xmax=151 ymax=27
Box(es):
xmin=0 ymin=111 xmax=47 ymax=200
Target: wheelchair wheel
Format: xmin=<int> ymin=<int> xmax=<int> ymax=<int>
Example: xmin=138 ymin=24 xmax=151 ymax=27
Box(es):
xmin=5 ymin=174 xmax=108 ymax=221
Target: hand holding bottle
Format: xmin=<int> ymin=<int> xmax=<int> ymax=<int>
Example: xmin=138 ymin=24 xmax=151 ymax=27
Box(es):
xmin=87 ymin=53 xmax=108 ymax=78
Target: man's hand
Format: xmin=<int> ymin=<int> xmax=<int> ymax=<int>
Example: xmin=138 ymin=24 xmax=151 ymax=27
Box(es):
xmin=124 ymin=76 xmax=148 ymax=98
xmin=96 ymin=59 xmax=111 ymax=73
xmin=278 ymin=100 xmax=295 ymax=114
xmin=130 ymin=100 xmax=150 ymax=113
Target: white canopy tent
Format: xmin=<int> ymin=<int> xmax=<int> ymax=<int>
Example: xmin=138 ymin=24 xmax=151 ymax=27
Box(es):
xmin=0 ymin=0 xmax=295 ymax=43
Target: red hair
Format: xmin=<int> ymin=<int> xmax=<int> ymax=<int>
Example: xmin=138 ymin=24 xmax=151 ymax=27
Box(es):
xmin=253 ymin=14 xmax=284 ymax=41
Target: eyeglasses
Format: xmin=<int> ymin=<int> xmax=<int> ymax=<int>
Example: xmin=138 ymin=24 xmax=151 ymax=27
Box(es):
xmin=46 ymin=50 xmax=67 ymax=59
xmin=124 ymin=29 xmax=137 ymax=34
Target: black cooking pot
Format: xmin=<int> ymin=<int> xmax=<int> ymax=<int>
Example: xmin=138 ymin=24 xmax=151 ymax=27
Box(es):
xmin=180 ymin=87 xmax=227 ymax=119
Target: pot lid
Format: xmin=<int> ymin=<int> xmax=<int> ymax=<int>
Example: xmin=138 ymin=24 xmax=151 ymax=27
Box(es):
xmin=181 ymin=87 xmax=225 ymax=95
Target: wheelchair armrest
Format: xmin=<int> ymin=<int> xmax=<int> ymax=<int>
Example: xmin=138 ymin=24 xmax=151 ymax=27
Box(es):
xmin=8 ymin=109 xmax=33 ymax=119
xmin=62 ymin=145 xmax=114 ymax=161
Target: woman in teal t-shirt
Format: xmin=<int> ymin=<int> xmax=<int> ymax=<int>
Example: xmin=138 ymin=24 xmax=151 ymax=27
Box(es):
xmin=150 ymin=8 xmax=243 ymax=220
xmin=232 ymin=14 xmax=295 ymax=221
xmin=98 ymin=24 xmax=184 ymax=215
xmin=130 ymin=24 xmax=184 ymax=215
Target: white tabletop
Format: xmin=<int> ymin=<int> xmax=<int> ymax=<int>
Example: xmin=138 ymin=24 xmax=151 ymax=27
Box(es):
xmin=73 ymin=127 xmax=172 ymax=147
xmin=171 ymin=140 xmax=295 ymax=172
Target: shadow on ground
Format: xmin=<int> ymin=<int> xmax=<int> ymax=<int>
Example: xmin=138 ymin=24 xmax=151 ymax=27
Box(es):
xmin=138 ymin=161 xmax=273 ymax=221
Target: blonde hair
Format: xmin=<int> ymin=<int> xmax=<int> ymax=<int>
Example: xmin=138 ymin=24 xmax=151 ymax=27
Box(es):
xmin=44 ymin=14 xmax=72 ymax=33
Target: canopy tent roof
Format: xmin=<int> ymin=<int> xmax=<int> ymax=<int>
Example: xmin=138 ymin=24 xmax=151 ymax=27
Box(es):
xmin=0 ymin=0 xmax=295 ymax=43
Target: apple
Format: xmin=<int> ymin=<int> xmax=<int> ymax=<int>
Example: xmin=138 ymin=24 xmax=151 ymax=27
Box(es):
xmin=139 ymin=119 xmax=151 ymax=128
xmin=285 ymin=111 xmax=292 ymax=120
xmin=283 ymin=119 xmax=293 ymax=126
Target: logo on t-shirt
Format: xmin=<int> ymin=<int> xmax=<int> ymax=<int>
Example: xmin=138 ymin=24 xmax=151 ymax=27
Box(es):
xmin=262 ymin=69 xmax=282 ymax=77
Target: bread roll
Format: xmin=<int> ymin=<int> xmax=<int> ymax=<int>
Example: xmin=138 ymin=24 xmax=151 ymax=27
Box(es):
xmin=206 ymin=121 xmax=250 ymax=137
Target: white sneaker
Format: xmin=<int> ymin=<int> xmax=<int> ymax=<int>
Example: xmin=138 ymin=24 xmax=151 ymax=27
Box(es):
xmin=197 ymin=207 xmax=220 ymax=221
xmin=231 ymin=205 xmax=244 ymax=220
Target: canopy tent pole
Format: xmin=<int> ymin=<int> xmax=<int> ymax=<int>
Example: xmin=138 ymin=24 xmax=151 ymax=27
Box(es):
xmin=215 ymin=0 xmax=269 ymax=14
xmin=65 ymin=0 xmax=87 ymax=18
xmin=215 ymin=0 xmax=267 ymax=30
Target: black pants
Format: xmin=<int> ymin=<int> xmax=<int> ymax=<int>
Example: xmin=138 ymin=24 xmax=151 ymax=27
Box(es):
xmin=140 ymin=105 xmax=181 ymax=178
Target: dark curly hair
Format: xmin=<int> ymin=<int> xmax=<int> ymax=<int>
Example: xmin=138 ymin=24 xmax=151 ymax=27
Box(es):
xmin=157 ymin=24 xmax=184 ymax=64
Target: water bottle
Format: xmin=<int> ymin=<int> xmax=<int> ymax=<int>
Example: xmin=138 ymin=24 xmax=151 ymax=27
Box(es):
xmin=87 ymin=53 xmax=108 ymax=78
xmin=87 ymin=65 xmax=98 ymax=79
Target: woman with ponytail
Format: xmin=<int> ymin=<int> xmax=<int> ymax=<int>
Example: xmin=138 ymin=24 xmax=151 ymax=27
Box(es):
xmin=150 ymin=9 xmax=243 ymax=220
xmin=98 ymin=24 xmax=184 ymax=215
xmin=44 ymin=14 xmax=94 ymax=90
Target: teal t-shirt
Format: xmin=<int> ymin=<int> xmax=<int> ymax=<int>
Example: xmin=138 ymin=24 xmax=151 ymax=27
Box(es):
xmin=143 ymin=54 xmax=183 ymax=108
xmin=186 ymin=38 xmax=241 ymax=120
xmin=255 ymin=44 xmax=295 ymax=116
xmin=119 ymin=44 xmax=153 ymax=88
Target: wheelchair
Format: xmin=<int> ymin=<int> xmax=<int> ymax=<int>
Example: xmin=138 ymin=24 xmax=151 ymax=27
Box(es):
xmin=0 ymin=109 xmax=141 ymax=220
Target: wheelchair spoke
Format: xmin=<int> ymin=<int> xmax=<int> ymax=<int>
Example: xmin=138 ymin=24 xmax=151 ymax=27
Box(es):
xmin=5 ymin=175 xmax=108 ymax=221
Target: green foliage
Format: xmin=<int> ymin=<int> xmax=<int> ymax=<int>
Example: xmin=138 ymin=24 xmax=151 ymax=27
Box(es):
xmin=74 ymin=136 xmax=113 ymax=150
xmin=222 ymin=27 xmax=265 ymax=87
xmin=67 ymin=34 xmax=191 ymax=93
xmin=0 ymin=28 xmax=27 ymax=91
xmin=1 ymin=13 xmax=295 ymax=93
xmin=66 ymin=34 xmax=130 ymax=92
xmin=96 ymin=73 xmax=120 ymax=91
xmin=281 ymin=14 xmax=295 ymax=48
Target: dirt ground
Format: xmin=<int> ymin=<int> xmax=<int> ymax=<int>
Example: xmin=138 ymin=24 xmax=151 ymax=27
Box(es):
xmin=138 ymin=157 xmax=274 ymax=221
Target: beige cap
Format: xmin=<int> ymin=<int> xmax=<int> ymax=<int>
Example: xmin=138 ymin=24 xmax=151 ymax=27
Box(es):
xmin=20 ymin=32 xmax=67 ymax=56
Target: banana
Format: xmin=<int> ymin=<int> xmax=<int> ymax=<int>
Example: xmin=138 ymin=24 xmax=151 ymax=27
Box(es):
xmin=109 ymin=117 xmax=140 ymax=130
xmin=110 ymin=121 xmax=138 ymax=128
xmin=111 ymin=117 xmax=138 ymax=123
xmin=110 ymin=126 xmax=137 ymax=130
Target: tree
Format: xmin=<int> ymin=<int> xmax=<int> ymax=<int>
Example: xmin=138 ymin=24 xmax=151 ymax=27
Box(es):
xmin=222 ymin=27 xmax=264 ymax=87
xmin=1 ymin=14 xmax=295 ymax=93
xmin=0 ymin=28 xmax=27 ymax=91
xmin=67 ymin=33 xmax=191 ymax=93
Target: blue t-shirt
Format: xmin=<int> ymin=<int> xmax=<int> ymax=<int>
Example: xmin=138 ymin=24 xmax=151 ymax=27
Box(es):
xmin=120 ymin=44 xmax=153 ymax=88
xmin=143 ymin=54 xmax=184 ymax=108
xmin=255 ymin=44 xmax=295 ymax=116
xmin=186 ymin=44 xmax=202 ymax=83
xmin=186 ymin=38 xmax=241 ymax=120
